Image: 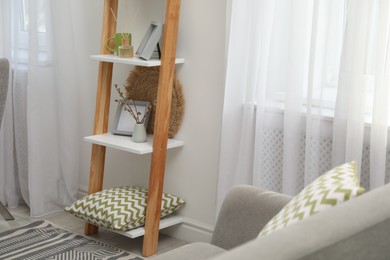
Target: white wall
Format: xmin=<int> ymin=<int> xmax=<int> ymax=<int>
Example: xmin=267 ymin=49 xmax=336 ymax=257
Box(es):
xmin=75 ymin=0 xmax=227 ymax=242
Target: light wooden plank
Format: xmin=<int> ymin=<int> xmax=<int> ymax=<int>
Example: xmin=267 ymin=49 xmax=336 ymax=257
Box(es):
xmin=85 ymin=0 xmax=118 ymax=236
xmin=142 ymin=0 xmax=182 ymax=257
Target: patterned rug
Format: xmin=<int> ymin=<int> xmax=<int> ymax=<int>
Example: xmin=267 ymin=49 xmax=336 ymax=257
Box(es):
xmin=0 ymin=220 xmax=143 ymax=260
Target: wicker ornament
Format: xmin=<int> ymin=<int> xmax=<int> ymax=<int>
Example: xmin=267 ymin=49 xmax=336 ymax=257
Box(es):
xmin=125 ymin=66 xmax=184 ymax=138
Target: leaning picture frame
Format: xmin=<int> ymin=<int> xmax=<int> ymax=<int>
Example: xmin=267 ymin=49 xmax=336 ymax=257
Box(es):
xmin=111 ymin=100 xmax=151 ymax=136
xmin=136 ymin=22 xmax=163 ymax=60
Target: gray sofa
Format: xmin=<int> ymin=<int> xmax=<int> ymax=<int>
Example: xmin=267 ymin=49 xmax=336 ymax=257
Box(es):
xmin=153 ymin=183 xmax=390 ymax=260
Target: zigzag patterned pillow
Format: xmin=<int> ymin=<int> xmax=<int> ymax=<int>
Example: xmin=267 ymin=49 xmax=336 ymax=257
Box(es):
xmin=65 ymin=186 xmax=185 ymax=231
xmin=259 ymin=161 xmax=364 ymax=237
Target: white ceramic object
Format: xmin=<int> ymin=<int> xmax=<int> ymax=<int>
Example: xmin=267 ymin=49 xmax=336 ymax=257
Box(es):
xmin=132 ymin=123 xmax=147 ymax=143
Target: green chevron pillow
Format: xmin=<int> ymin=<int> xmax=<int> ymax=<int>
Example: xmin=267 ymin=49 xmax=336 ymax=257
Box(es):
xmin=65 ymin=186 xmax=185 ymax=231
xmin=259 ymin=161 xmax=364 ymax=237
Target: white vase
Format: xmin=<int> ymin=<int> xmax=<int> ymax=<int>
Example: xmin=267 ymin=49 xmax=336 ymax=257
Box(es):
xmin=132 ymin=123 xmax=147 ymax=143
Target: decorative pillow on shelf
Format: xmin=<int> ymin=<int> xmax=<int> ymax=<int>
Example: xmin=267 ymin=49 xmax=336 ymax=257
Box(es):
xmin=259 ymin=161 xmax=365 ymax=237
xmin=65 ymin=186 xmax=185 ymax=231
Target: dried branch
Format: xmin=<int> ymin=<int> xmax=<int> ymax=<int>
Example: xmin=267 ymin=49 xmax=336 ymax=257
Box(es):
xmin=114 ymin=84 xmax=152 ymax=124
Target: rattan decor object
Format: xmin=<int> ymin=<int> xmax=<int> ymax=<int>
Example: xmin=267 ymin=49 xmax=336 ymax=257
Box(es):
xmin=125 ymin=66 xmax=184 ymax=138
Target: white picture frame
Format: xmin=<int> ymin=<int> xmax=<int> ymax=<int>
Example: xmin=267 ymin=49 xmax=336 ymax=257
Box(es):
xmin=111 ymin=100 xmax=151 ymax=136
xmin=136 ymin=22 xmax=163 ymax=60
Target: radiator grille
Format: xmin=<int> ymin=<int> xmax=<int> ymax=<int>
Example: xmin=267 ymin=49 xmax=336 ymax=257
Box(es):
xmin=256 ymin=128 xmax=390 ymax=192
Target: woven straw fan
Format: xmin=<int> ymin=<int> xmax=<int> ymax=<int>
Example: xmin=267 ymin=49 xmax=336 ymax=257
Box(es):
xmin=125 ymin=66 xmax=184 ymax=138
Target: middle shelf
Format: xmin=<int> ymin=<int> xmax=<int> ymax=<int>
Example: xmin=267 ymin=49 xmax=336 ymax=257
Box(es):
xmin=84 ymin=133 xmax=184 ymax=154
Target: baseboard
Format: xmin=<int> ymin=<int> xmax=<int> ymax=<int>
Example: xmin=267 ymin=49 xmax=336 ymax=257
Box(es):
xmin=77 ymin=187 xmax=214 ymax=243
xmin=161 ymin=217 xmax=214 ymax=243
xmin=78 ymin=186 xmax=88 ymax=198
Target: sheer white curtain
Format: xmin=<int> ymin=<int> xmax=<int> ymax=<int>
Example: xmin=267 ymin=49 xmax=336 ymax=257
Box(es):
xmin=0 ymin=0 xmax=81 ymax=216
xmin=218 ymin=0 xmax=390 ymax=209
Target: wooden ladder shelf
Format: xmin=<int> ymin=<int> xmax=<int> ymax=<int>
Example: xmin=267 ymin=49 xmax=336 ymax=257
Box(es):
xmin=85 ymin=0 xmax=182 ymax=257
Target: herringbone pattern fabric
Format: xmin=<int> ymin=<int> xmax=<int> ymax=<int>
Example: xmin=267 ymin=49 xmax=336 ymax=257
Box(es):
xmin=0 ymin=221 xmax=142 ymax=259
xmin=65 ymin=186 xmax=185 ymax=231
xmin=259 ymin=161 xmax=364 ymax=236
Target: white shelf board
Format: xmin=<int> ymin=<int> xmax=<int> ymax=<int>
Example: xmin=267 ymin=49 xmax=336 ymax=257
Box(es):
xmin=107 ymin=215 xmax=183 ymax=239
xmin=84 ymin=133 xmax=184 ymax=154
xmin=90 ymin=54 xmax=184 ymax=67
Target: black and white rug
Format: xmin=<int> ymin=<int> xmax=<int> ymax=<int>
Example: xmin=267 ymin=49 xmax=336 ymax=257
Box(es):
xmin=0 ymin=220 xmax=143 ymax=259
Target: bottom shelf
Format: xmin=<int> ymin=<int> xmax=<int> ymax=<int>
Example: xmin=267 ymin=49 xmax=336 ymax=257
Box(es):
xmin=103 ymin=215 xmax=183 ymax=239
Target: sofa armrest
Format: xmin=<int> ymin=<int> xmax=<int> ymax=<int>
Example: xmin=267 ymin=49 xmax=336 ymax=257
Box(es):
xmin=211 ymin=185 xmax=291 ymax=250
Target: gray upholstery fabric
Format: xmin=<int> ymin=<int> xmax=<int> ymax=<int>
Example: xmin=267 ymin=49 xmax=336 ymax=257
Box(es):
xmin=299 ymin=218 xmax=390 ymax=260
xmin=155 ymin=183 xmax=390 ymax=259
xmin=151 ymin=242 xmax=225 ymax=260
xmin=0 ymin=58 xmax=9 ymax=128
xmin=211 ymin=184 xmax=291 ymax=250
xmin=210 ymin=183 xmax=390 ymax=260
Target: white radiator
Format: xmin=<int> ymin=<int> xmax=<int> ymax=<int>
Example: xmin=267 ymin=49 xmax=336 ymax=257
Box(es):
xmin=256 ymin=128 xmax=390 ymax=192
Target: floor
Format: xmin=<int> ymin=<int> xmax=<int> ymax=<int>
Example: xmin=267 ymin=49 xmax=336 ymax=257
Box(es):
xmin=0 ymin=205 xmax=188 ymax=259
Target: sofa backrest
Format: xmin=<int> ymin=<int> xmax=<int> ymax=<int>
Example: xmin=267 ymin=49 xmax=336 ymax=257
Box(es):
xmin=211 ymin=185 xmax=292 ymax=250
xmin=300 ymin=217 xmax=390 ymax=260
xmin=212 ymin=182 xmax=390 ymax=260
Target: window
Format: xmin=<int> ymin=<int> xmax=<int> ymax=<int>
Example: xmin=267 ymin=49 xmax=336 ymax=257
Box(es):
xmin=14 ymin=0 xmax=48 ymax=65
xmin=19 ymin=0 xmax=46 ymax=33
xmin=261 ymin=0 xmax=380 ymax=124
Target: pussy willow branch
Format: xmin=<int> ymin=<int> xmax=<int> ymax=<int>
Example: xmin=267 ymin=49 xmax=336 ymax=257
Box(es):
xmin=114 ymin=84 xmax=141 ymax=123
xmin=114 ymin=99 xmax=138 ymax=122
xmin=140 ymin=103 xmax=153 ymax=124
xmin=124 ymin=107 xmax=138 ymax=121
xmin=131 ymin=99 xmax=141 ymax=122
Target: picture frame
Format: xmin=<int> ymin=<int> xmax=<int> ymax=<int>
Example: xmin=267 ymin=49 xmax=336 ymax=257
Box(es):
xmin=136 ymin=22 xmax=163 ymax=60
xmin=111 ymin=100 xmax=151 ymax=136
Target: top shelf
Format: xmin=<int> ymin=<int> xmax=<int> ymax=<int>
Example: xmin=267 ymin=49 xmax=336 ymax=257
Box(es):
xmin=90 ymin=54 xmax=185 ymax=67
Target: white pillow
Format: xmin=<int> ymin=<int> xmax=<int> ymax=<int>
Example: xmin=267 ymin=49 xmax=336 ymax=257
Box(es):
xmin=259 ymin=161 xmax=364 ymax=236
xmin=65 ymin=186 xmax=185 ymax=231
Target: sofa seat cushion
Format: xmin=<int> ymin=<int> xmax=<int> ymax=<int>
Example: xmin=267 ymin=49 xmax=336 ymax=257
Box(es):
xmin=259 ymin=161 xmax=364 ymax=236
xmin=151 ymin=242 xmax=225 ymax=260
xmin=65 ymin=186 xmax=185 ymax=231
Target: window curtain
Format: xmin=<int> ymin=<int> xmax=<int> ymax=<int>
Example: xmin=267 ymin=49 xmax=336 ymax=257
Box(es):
xmin=0 ymin=0 xmax=81 ymax=216
xmin=218 ymin=0 xmax=390 ymax=210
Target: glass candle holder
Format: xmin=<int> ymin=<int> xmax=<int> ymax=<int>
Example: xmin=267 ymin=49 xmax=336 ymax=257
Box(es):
xmin=118 ymin=38 xmax=134 ymax=58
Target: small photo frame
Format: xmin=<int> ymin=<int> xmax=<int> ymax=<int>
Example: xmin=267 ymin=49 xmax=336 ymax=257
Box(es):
xmin=136 ymin=22 xmax=163 ymax=60
xmin=111 ymin=100 xmax=151 ymax=136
